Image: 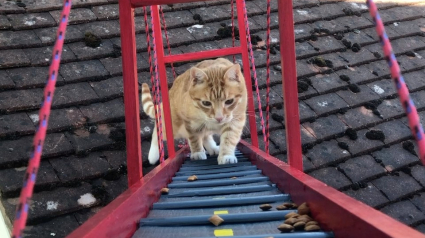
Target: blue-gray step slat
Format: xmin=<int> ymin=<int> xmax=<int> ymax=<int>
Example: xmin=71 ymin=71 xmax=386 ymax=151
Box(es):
xmin=178 ymin=163 xmax=254 ymax=172
xmin=166 ymin=181 xmax=273 ymax=195
xmin=167 ymin=176 xmax=269 ymax=188
xmin=160 ymin=190 xmax=283 ymax=203
xmin=132 ymin=220 xmax=332 ymax=238
xmin=187 ymin=152 xmax=245 ymax=159
xmin=173 ymin=170 xmax=262 ymax=181
xmin=181 ymin=161 xmax=252 ymax=168
xmin=176 ymin=165 xmax=257 ymax=175
xmin=146 ymin=201 xmax=290 ymax=218
xmin=140 ymin=211 xmax=292 ymax=226
xmin=167 ymin=184 xmax=275 ymax=197
xmin=171 ymin=174 xmax=264 ymax=184
xmin=152 ymin=194 xmax=290 ymax=209
xmin=183 ymin=157 xmax=249 ymax=165
xmin=187 ymin=151 xmax=244 ymax=158
xmin=193 ymin=233 xmax=335 ymax=238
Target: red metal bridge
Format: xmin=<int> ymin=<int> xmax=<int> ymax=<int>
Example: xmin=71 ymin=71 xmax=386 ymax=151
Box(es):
xmin=10 ymin=0 xmax=425 ymax=237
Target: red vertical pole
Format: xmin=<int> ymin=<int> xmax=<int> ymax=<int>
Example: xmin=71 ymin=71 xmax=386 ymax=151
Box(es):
xmin=236 ymin=0 xmax=259 ymax=148
xmin=151 ymin=5 xmax=175 ymax=159
xmin=277 ymin=0 xmax=303 ymax=170
xmin=119 ymin=0 xmax=143 ymax=185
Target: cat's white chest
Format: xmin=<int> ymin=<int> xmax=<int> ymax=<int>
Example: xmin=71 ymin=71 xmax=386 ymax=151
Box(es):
xmin=176 ymin=125 xmax=189 ymax=139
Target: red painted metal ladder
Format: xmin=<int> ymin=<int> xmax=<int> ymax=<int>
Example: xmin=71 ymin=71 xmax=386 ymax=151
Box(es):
xmin=120 ymin=0 xmax=303 ymax=187
xmin=10 ymin=0 xmax=425 ymax=237
xmin=65 ymin=1 xmax=425 ymax=237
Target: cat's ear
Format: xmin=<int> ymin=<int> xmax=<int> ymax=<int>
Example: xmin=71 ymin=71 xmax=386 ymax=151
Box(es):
xmin=224 ymin=64 xmax=241 ymax=82
xmin=190 ymin=67 xmax=207 ymax=85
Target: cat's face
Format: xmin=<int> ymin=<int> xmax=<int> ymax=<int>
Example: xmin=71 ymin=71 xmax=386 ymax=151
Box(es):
xmin=189 ymin=64 xmax=246 ymax=124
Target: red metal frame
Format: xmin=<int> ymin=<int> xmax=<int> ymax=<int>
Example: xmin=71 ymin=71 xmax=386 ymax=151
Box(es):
xmin=68 ymin=141 xmax=424 ymax=238
xmin=277 ymin=0 xmax=303 ymax=171
xmin=235 ymin=0 xmax=259 ymax=148
xmin=67 ymin=0 xmax=423 ymax=237
xmin=238 ymin=140 xmax=425 ymax=238
xmin=120 ymin=0 xmax=262 ymax=186
xmin=150 ymin=5 xmax=176 ymax=159
xmin=67 ymin=147 xmax=189 ymax=238
xmin=119 ymin=0 xmax=143 ymax=186
xmin=163 ymin=47 xmax=242 ymax=64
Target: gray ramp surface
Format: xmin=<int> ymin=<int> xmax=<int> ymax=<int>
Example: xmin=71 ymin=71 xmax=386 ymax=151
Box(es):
xmin=131 ymin=151 xmax=334 ymax=238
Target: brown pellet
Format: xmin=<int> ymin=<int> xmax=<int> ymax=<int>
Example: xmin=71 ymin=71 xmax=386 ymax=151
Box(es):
xmin=209 ymin=214 xmax=224 ymax=226
xmin=297 ymin=215 xmax=313 ymax=223
xmin=282 ymin=202 xmax=296 ymax=208
xmin=276 ymin=205 xmax=288 ymax=210
xmin=260 ymin=204 xmax=272 ymax=211
xmin=297 ymin=202 xmax=310 ymax=215
xmin=293 ymin=221 xmax=306 ymax=230
xmin=284 ymin=212 xmax=299 ymax=219
xmin=306 ymin=221 xmax=319 ymax=226
xmin=284 ymin=217 xmax=298 ymax=225
xmin=160 ymin=188 xmax=169 ymax=194
xmin=277 ymin=223 xmax=293 ymax=232
xmin=187 ymin=175 xmax=198 ymax=181
xmin=305 ymin=224 xmax=321 ymax=232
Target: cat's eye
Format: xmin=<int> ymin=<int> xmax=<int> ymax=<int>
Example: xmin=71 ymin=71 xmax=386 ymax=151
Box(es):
xmin=202 ymin=101 xmax=212 ymax=106
xmin=225 ymin=99 xmax=234 ymax=105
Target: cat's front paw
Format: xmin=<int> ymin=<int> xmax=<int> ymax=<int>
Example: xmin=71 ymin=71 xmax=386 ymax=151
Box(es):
xmin=218 ymin=154 xmax=238 ymax=165
xmin=190 ymin=151 xmax=207 ymax=160
xmin=206 ymin=145 xmax=220 ymax=156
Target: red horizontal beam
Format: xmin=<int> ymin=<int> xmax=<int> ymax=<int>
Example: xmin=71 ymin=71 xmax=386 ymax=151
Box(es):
xmin=163 ymin=47 xmax=242 ymax=64
xmin=66 ymin=147 xmax=189 ymax=238
xmin=238 ymin=140 xmax=425 ymax=238
xmin=131 ymin=0 xmax=215 ymax=7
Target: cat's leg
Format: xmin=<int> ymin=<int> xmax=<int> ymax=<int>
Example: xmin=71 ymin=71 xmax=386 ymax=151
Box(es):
xmin=217 ymin=125 xmax=243 ymax=164
xmin=148 ymin=125 xmax=160 ymax=165
xmin=188 ymin=133 xmax=207 ymax=160
xmin=203 ymin=134 xmax=220 ymax=156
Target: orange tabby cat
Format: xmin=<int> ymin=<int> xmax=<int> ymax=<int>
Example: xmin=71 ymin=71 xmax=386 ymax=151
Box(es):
xmin=141 ymin=58 xmax=247 ymax=165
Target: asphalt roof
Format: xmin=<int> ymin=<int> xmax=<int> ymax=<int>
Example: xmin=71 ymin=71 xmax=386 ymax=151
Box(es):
xmin=1 ymin=0 xmax=425 ymax=237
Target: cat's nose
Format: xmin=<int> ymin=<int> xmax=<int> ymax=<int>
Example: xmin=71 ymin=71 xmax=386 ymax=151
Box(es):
xmin=215 ymin=117 xmax=223 ymax=122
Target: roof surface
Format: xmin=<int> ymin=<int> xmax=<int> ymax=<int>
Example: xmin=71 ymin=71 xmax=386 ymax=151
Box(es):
xmin=1 ymin=0 xmax=425 ymax=237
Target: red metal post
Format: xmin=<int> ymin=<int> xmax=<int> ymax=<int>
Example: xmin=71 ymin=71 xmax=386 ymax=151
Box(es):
xmin=163 ymin=47 xmax=242 ymax=64
xmin=236 ymin=0 xmax=259 ymax=148
xmin=119 ymin=0 xmax=143 ymax=186
xmin=151 ymin=5 xmax=175 ymax=159
xmin=277 ymin=0 xmax=303 ymax=170
xmin=132 ymin=0 xmax=213 ymax=7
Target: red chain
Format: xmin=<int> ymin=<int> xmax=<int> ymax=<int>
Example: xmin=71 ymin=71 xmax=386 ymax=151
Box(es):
xmin=11 ymin=1 xmax=72 ymax=237
xmin=241 ymin=0 xmax=268 ymax=151
xmin=149 ymin=6 xmax=165 ymax=163
xmin=143 ymin=7 xmax=165 ymax=163
xmin=159 ymin=6 xmax=176 ymax=79
xmin=367 ymin=0 xmax=425 ymax=165
xmin=265 ymin=0 xmax=271 ymax=154
xmin=231 ymin=0 xmax=236 ymax=63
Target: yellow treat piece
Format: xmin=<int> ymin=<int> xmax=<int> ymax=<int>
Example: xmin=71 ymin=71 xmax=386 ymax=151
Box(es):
xmin=214 ymin=210 xmax=229 ymax=215
xmin=214 ymin=229 xmax=233 ymax=236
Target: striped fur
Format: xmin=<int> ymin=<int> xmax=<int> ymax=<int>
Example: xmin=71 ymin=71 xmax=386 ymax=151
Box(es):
xmin=143 ymin=58 xmax=247 ymax=165
xmin=141 ymin=83 xmax=155 ymax=118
